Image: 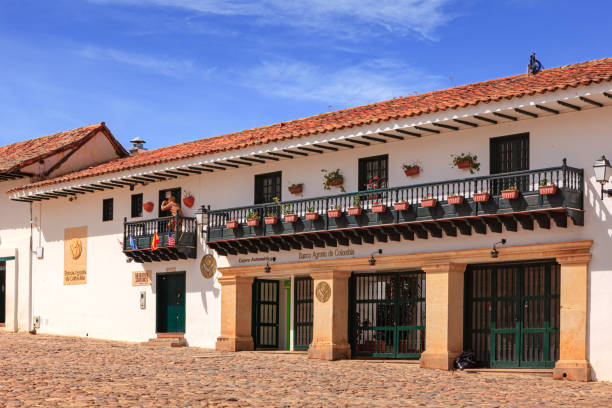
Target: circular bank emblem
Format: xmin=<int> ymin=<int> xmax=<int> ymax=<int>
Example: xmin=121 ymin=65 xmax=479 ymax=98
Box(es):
xmin=315 ymin=281 xmax=331 ymax=303
xmin=69 ymin=238 xmax=82 ymax=260
xmin=200 ymin=254 xmax=217 ymax=279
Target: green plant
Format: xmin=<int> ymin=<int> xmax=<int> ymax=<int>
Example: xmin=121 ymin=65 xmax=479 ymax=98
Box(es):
xmin=402 ymin=162 xmax=419 ymax=170
xmin=282 ymin=203 xmax=293 ymax=215
xmin=265 ymin=211 xmax=277 ymax=218
xmin=330 ymin=204 xmax=342 ymax=210
xmin=353 ymin=194 xmax=361 ymax=207
xmin=451 ymin=153 xmax=480 ymax=174
xmin=246 ymin=210 xmax=260 ymax=220
xmin=539 ymin=178 xmax=554 ymax=187
xmin=506 ymin=185 xmax=518 ymax=190
xmin=288 ymin=183 xmax=303 ymax=193
xmin=307 ymin=205 xmax=315 ymax=212
xmin=322 ymin=169 xmax=346 ymax=192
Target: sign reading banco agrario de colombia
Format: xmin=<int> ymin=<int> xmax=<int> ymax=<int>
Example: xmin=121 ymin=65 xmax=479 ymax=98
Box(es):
xmin=236 ymin=247 xmax=355 ymax=264
xmin=64 ymin=226 xmax=87 ymax=285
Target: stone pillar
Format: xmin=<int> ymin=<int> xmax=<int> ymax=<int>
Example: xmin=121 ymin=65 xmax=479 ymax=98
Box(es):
xmin=419 ymin=262 xmax=466 ymax=370
xmin=308 ymin=269 xmax=351 ymax=360
xmin=553 ymin=255 xmax=592 ymax=381
xmin=215 ymin=275 xmax=254 ymax=352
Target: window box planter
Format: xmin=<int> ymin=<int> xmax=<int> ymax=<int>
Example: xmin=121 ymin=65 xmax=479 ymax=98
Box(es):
xmin=447 ymin=195 xmax=464 ymax=205
xmin=348 ymin=207 xmax=362 ymax=216
xmin=288 ymin=185 xmax=303 ymax=195
xmin=421 ymin=198 xmax=437 ymax=208
xmin=247 ymin=218 xmax=260 ymax=227
xmin=501 ymin=189 xmax=520 ymax=200
xmin=539 ymin=185 xmax=558 ymax=195
xmin=327 ymin=209 xmax=342 ymax=218
xmin=403 ymin=166 xmax=420 ymax=177
xmin=473 ymin=192 xmax=490 ymax=202
xmin=264 ymin=216 xmax=278 ymax=225
xmin=393 ymin=202 xmax=410 ymax=211
xmin=456 ymin=159 xmax=472 ymax=169
xmin=284 ymin=214 xmax=299 ymax=223
xmin=371 ymin=204 xmax=387 ymax=213
xmin=225 ymin=220 xmax=239 ymax=229
xmin=305 ymin=212 xmax=319 ymax=221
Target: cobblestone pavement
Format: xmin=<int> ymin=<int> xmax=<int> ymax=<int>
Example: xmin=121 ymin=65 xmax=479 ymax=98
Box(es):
xmin=2 ymin=333 xmax=612 ymax=407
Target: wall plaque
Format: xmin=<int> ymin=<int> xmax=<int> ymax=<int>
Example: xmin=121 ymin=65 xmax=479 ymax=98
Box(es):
xmin=64 ymin=226 xmax=87 ymax=285
xmin=200 ymin=254 xmax=217 ymax=279
xmin=315 ymin=281 xmax=331 ymax=303
xmin=132 ymin=270 xmax=152 ymax=286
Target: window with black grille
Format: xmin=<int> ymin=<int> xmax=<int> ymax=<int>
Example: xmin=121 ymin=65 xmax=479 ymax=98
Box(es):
xmin=102 ymin=198 xmax=113 ymax=222
xmin=158 ymin=188 xmax=181 ymax=217
xmin=254 ymin=171 xmax=282 ymax=204
xmin=358 ymin=154 xmax=388 ymax=191
xmin=131 ymin=193 xmax=143 ymax=218
xmin=490 ymin=133 xmax=529 ymax=174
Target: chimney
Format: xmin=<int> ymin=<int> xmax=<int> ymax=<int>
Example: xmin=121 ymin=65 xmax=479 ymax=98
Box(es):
xmin=129 ymin=137 xmax=147 ymax=154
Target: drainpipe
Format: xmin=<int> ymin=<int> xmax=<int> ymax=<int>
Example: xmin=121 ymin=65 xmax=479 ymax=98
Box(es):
xmin=27 ymin=200 xmax=33 ymax=331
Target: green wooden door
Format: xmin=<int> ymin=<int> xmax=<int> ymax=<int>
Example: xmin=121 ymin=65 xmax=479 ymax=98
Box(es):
xmin=465 ymin=261 xmax=560 ymax=368
xmin=350 ymin=271 xmax=425 ymax=359
xmin=0 ymin=261 xmax=5 ymax=325
xmin=156 ymin=272 xmax=185 ymax=333
xmin=294 ymin=276 xmax=313 ymax=350
xmin=252 ymin=279 xmax=279 ymax=349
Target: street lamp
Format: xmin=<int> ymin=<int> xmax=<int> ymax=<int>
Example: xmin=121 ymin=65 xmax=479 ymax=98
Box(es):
xmin=593 ymin=155 xmax=612 ymax=200
xmin=195 ymin=205 xmax=210 ymax=237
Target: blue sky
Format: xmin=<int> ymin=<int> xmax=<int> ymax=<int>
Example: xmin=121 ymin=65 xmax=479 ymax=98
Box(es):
xmin=1 ymin=0 xmax=611 ymax=149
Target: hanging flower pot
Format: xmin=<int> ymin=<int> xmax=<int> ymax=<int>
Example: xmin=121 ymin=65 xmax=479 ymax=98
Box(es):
xmin=539 ymin=185 xmax=557 ymax=195
xmin=226 ymin=220 xmax=238 ymax=229
xmin=371 ymin=204 xmax=387 ymax=213
xmin=421 ymin=198 xmax=437 ymax=208
xmin=247 ymin=218 xmax=260 ymax=227
xmin=348 ymin=207 xmax=362 ymax=216
xmin=502 ymin=189 xmax=520 ymax=200
xmin=403 ymin=166 xmax=420 ymax=177
xmin=473 ymin=192 xmax=490 ymax=203
xmin=183 ymin=196 xmax=195 ymax=208
xmin=264 ymin=216 xmax=278 ymax=225
xmin=143 ymin=202 xmax=154 ymax=213
xmin=305 ymin=212 xmax=319 ymax=221
xmin=456 ymin=159 xmax=472 ymax=169
xmin=447 ymin=195 xmax=464 ymax=205
xmin=327 ymin=209 xmax=342 ymax=218
xmin=394 ymin=202 xmax=410 ymax=211
xmin=284 ymin=214 xmax=299 ymax=223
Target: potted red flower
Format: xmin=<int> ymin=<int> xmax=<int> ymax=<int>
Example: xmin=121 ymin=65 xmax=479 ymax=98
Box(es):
xmin=402 ymin=163 xmax=420 ymax=177
xmin=143 ymin=201 xmax=154 ymax=213
xmin=322 ymin=169 xmax=345 ymax=192
xmin=447 ymin=193 xmax=464 ymax=205
xmin=183 ymin=191 xmax=195 ymax=208
xmin=394 ymin=200 xmax=410 ymax=211
xmin=226 ymin=218 xmax=239 ymax=229
xmin=327 ymin=205 xmax=343 ymax=218
xmin=539 ymin=179 xmax=557 ymax=195
xmin=473 ymin=191 xmax=490 ymax=202
xmin=501 ymin=185 xmax=520 ymax=200
xmin=246 ymin=211 xmax=260 ymax=227
xmin=365 ymin=176 xmax=386 ymax=200
xmin=371 ymin=200 xmax=387 ymax=213
xmin=421 ymin=193 xmax=437 ymax=208
xmin=348 ymin=195 xmax=362 ymax=216
xmin=264 ymin=213 xmax=278 ymax=225
xmin=288 ymin=183 xmax=303 ymax=195
xmin=452 ymin=153 xmax=480 ymax=174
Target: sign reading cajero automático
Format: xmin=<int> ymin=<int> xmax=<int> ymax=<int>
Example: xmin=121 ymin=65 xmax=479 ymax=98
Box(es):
xmin=64 ymin=226 xmax=87 ymax=285
xmin=132 ymin=270 xmax=152 ymax=286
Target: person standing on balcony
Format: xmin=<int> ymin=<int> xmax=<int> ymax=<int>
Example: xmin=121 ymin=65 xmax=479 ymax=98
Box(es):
xmin=161 ymin=196 xmax=184 ymax=237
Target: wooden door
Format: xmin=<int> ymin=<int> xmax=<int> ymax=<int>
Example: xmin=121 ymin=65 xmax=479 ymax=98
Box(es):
xmin=252 ymin=279 xmax=279 ymax=349
xmin=156 ymin=273 xmax=186 ymax=333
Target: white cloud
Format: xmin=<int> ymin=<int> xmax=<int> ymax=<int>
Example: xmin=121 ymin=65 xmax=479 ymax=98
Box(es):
xmin=90 ymin=0 xmax=455 ymax=40
xmin=242 ymin=58 xmax=444 ymax=106
xmin=77 ymin=46 xmax=204 ymax=78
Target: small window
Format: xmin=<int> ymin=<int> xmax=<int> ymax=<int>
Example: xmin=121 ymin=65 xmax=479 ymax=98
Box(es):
xmin=159 ymin=188 xmax=181 ymax=217
xmin=102 ymin=198 xmax=113 ymax=222
xmin=254 ymin=171 xmax=282 ymax=204
xmin=131 ymin=193 xmax=143 ymax=218
xmin=358 ymin=154 xmax=388 ymax=191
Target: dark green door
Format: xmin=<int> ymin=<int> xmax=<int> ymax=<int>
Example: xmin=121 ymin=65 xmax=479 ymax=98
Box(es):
xmin=294 ymin=276 xmax=313 ymax=350
xmin=350 ymin=271 xmax=426 ymax=359
xmin=0 ymin=261 xmax=5 ymax=325
xmin=252 ymin=279 xmax=279 ymax=349
xmin=465 ymin=261 xmax=560 ymax=368
xmin=156 ymin=272 xmax=185 ymax=333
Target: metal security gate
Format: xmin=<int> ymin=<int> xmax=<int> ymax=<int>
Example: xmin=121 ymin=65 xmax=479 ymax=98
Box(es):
xmin=464 ymin=261 xmax=560 ymax=368
xmin=252 ymin=279 xmax=279 ymax=349
xmin=294 ymin=276 xmax=313 ymax=350
xmin=350 ymin=271 xmax=425 ymax=358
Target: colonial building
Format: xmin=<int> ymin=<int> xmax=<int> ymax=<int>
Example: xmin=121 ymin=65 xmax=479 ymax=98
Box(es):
xmin=3 ymin=57 xmax=612 ymax=382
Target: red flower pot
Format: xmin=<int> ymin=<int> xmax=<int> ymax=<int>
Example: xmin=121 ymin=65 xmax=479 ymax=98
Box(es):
xmin=539 ymin=185 xmax=557 ymax=195
xmin=305 ymin=212 xmax=319 ymax=221
xmin=421 ymin=198 xmax=437 ymax=208
xmin=264 ymin=216 xmax=278 ymax=225
xmin=394 ymin=202 xmax=410 ymax=211
xmin=284 ymin=214 xmax=299 ymax=223
xmin=288 ymin=185 xmax=303 ymax=195
xmin=247 ymin=218 xmax=260 ymax=227
xmin=143 ymin=202 xmax=154 ymax=213
xmin=457 ymin=159 xmax=471 ymax=169
xmin=403 ymin=166 xmax=420 ymax=176
xmin=183 ymin=196 xmax=195 ymax=208
xmin=502 ymin=189 xmax=520 ymax=200
xmin=327 ymin=209 xmax=342 ymax=218
xmin=372 ymin=204 xmax=387 ymax=213
xmin=348 ymin=207 xmax=362 ymax=216
xmin=473 ymin=193 xmax=490 ymax=203
xmin=447 ymin=195 xmax=464 ymax=205
xmin=226 ymin=220 xmax=238 ymax=229
xmin=329 ymin=177 xmax=343 ymax=187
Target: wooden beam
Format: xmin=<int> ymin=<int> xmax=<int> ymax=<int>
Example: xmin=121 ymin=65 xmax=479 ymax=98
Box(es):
xmin=579 ymin=96 xmax=603 ymax=107
xmin=315 ymin=232 xmax=337 ymax=247
xmin=378 ymin=132 xmax=404 ymax=140
xmin=187 ymin=166 xmax=213 ymax=173
xmin=361 ymin=135 xmax=387 ymax=143
xmin=314 ymin=144 xmax=338 ymax=151
xmin=514 ymin=108 xmax=538 ymax=118
xmin=369 ymin=228 xmax=388 ymax=243
xmin=395 ymin=129 xmax=421 ymax=137
xmin=327 ymin=141 xmax=354 ymax=149
xmin=497 ymin=215 xmax=517 ymax=232
xmin=531 ymin=213 xmax=550 ymax=229
xmin=408 ymin=224 xmax=428 ymax=239
xmin=514 ymin=214 xmax=534 ymax=230
xmin=354 ymin=229 xmax=374 ymax=244
xmin=414 ymin=126 xmax=440 ymax=134
xmin=283 ymin=149 xmax=308 ymax=156
xmin=164 ymin=169 xmax=192 ymax=176
xmin=341 ymin=230 xmax=362 ymax=245
xmin=98 ymin=182 xmax=121 ymax=189
xmin=178 ymin=168 xmax=204 ymax=174
xmin=492 ymin=112 xmax=518 ymax=121
xmin=329 ymin=231 xmax=349 ymax=246
xmin=467 ymin=218 xmax=487 ymax=234
xmin=453 ymin=119 xmax=478 ymax=127
xmin=435 ymin=220 xmax=457 ymax=237
xmin=215 ymin=162 xmax=239 ymax=168
xmin=550 ymin=211 xmax=567 ymax=228
xmin=535 ymin=104 xmax=559 ymax=115
xmin=198 ymin=164 xmax=226 ymax=171
xmin=262 ymin=152 xmax=288 ymax=159
xmin=603 ymin=92 xmax=612 ymax=99
xmin=225 ymin=159 xmax=252 ymax=166
xmin=422 ymin=223 xmax=442 ymax=238
xmin=344 ymin=138 xmax=370 ymax=146
xmin=241 ymin=157 xmax=266 ymax=164
xmin=432 ymin=123 xmax=459 ymax=131
xmin=270 ymin=237 xmax=291 ymax=251
xmin=254 ymin=154 xmax=279 ymax=161
xmin=483 ymin=217 xmax=502 ymax=233
xmin=381 ymin=226 xmax=400 ymax=242
xmin=297 ymin=146 xmax=323 ymax=154
xmin=473 ymin=115 xmax=497 ymax=124
xmin=557 ymin=100 xmax=581 ymax=111
xmin=152 ymin=172 xmax=177 ymax=178
xmin=393 ymin=225 xmax=414 ymax=241
xmin=451 ymin=219 xmax=471 ymax=235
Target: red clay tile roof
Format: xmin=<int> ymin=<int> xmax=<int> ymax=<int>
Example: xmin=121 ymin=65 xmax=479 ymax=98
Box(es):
xmin=0 ymin=123 xmax=128 ymax=174
xmin=8 ymin=57 xmax=612 ymax=193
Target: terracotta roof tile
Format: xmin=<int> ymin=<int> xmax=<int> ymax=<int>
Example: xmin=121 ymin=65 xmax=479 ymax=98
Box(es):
xmin=8 ymin=57 xmax=612 ymax=193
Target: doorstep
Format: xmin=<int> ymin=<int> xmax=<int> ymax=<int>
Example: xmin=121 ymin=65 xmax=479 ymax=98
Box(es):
xmin=463 ymin=368 xmax=553 ymax=377
xmin=156 ymin=332 xmax=184 ymax=339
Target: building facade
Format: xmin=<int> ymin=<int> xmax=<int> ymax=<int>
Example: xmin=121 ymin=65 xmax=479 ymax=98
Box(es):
xmin=3 ymin=58 xmax=612 ymax=382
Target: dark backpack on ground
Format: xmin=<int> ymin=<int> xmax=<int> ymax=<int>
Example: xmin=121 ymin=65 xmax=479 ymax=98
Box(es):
xmin=454 ymin=350 xmax=479 ymax=370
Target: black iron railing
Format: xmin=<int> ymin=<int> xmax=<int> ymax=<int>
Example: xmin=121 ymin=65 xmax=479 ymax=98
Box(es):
xmin=208 ymin=160 xmax=583 ymax=233
xmin=123 ymin=215 xmax=197 ymax=251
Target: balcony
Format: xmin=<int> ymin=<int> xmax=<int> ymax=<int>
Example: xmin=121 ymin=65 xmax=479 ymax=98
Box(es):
xmin=123 ymin=216 xmax=197 ymax=263
xmin=206 ymin=161 xmax=583 ymax=256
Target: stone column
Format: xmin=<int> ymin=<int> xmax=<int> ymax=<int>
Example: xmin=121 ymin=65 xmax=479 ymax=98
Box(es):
xmin=308 ymin=269 xmax=351 ymax=360
xmin=215 ymin=275 xmax=254 ymax=352
xmin=553 ymin=254 xmax=592 ymax=381
xmin=419 ymin=262 xmax=466 ymax=370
